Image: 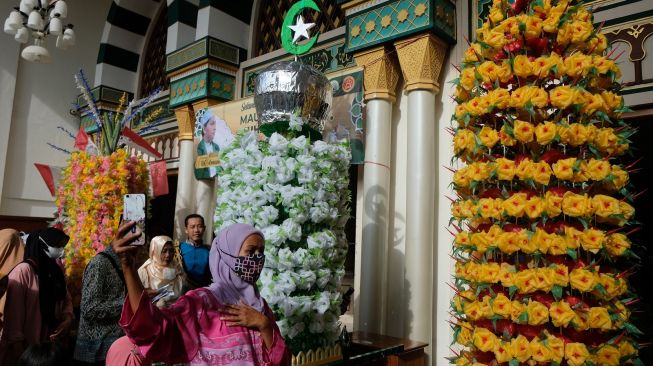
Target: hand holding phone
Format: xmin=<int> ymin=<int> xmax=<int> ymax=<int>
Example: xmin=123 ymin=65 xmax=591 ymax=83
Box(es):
xmin=123 ymin=194 xmax=146 ymax=246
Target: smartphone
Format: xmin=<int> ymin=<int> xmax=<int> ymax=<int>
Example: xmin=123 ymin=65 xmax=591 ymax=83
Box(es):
xmin=123 ymin=194 xmax=146 ymax=246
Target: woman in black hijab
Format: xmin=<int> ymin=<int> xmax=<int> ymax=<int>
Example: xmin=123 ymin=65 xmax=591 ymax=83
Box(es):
xmin=0 ymin=228 xmax=74 ymax=365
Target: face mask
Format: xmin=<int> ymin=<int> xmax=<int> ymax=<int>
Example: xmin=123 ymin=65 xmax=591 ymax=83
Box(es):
xmin=162 ymin=267 xmax=177 ymax=280
xmin=40 ymin=236 xmax=65 ymax=259
xmin=221 ymin=250 xmax=265 ymax=284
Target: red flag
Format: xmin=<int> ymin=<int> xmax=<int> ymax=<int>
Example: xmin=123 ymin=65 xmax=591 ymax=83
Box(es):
xmin=74 ymin=128 xmax=89 ymax=151
xmin=149 ymin=160 xmax=169 ymax=197
xmin=34 ymin=163 xmax=63 ymax=196
xmin=121 ymin=127 xmax=163 ymax=158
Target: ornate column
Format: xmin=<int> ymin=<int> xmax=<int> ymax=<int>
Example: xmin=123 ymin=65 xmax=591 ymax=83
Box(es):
xmin=394 ymin=33 xmax=448 ymax=347
xmin=353 ymin=46 xmax=400 ymax=334
xmin=173 ymin=105 xmax=197 ymax=240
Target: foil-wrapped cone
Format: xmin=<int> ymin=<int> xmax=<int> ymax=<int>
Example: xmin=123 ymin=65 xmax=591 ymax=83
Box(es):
xmin=254 ymin=61 xmax=332 ymax=133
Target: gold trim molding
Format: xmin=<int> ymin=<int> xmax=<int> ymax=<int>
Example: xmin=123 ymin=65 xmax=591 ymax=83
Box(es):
xmin=174 ymin=105 xmax=195 ymax=141
xmin=354 ymin=46 xmax=400 ymax=102
xmin=395 ymin=33 xmax=448 ymax=93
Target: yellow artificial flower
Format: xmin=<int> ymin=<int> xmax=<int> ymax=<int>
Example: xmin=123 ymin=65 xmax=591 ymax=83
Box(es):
xmin=464 ymin=43 xmax=482 ymax=63
xmin=513 ymin=120 xmax=535 ymax=143
xmin=453 ymin=169 xmax=471 ymax=188
xmin=607 ymin=166 xmax=629 ymax=190
xmin=470 ymin=232 xmax=490 ymax=252
xmin=498 ymin=232 xmax=521 ymax=254
xmin=530 ymin=337 xmax=552 ymax=363
xmin=535 ymin=122 xmax=557 ymax=145
xmin=547 ymin=334 xmax=565 ymax=363
xmin=581 ymin=228 xmax=605 ymax=253
xmin=495 ymin=158 xmax=515 ymax=181
xmin=510 ymin=300 xmax=526 ymax=322
xmin=606 ymin=233 xmax=630 ymax=256
xmin=562 ymin=192 xmax=591 ymax=217
xmin=478 ymin=126 xmax=499 ymax=148
xmin=516 ymin=159 xmax=534 ymax=181
xmin=589 ymin=307 xmax=613 ymax=330
xmin=456 ymin=322 xmax=473 ymax=346
xmin=531 ymin=228 xmax=550 ymax=254
xmin=499 ymin=263 xmax=516 ymax=287
xmin=587 ymin=159 xmax=610 ymax=181
xmin=499 ymin=124 xmax=516 ymax=146
xmin=503 ymin=193 xmax=527 ymax=217
xmin=479 ymin=262 xmax=501 ymax=283
xmin=582 ymin=92 xmax=605 ymax=115
xmin=459 ymin=68 xmax=476 ymax=91
xmin=592 ymin=194 xmax=620 ymax=218
xmin=548 ymin=235 xmax=567 ymax=255
xmin=561 ymin=123 xmax=588 ymax=146
xmin=544 ymin=191 xmax=563 ymax=217
xmin=473 ymin=327 xmax=498 ymax=353
xmin=565 ymin=343 xmax=590 ymax=366
xmin=464 ymin=300 xmax=483 ymax=321
xmin=569 ymin=268 xmax=596 ymax=292
xmin=519 ymin=229 xmax=538 ymax=254
xmin=550 ymin=86 xmax=577 ymax=109
xmin=513 ymin=55 xmax=533 ymax=78
xmin=514 ymin=269 xmax=537 ymax=294
xmin=532 ymin=161 xmax=552 ymax=185
xmin=494 ymin=341 xmax=512 ymax=363
xmin=570 ymin=21 xmax=593 ymax=44
xmin=550 ymin=301 xmax=576 ymax=327
xmin=488 ymin=88 xmax=511 ymax=109
xmin=488 ymin=6 xmax=504 ymax=23
xmin=511 ymin=335 xmax=531 ymax=362
xmin=524 ymin=196 xmax=545 ymax=219
xmin=618 ymin=341 xmax=637 ymax=358
xmin=595 ymin=345 xmax=620 ymax=366
xmin=602 ymin=91 xmax=623 ymax=111
xmin=492 ymin=293 xmax=512 ymax=318
xmin=524 ymin=15 xmax=543 ymax=39
xmin=527 ymin=300 xmax=549 ymax=325
xmin=454 ymin=129 xmax=476 ymax=154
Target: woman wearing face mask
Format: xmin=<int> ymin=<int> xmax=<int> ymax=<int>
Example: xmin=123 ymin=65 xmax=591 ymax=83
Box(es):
xmin=113 ymin=222 xmax=290 ymax=366
xmin=0 ymin=228 xmax=74 ymax=365
xmin=138 ymin=236 xmax=185 ymax=307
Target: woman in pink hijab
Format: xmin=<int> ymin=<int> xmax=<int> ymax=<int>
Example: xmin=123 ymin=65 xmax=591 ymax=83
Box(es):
xmin=113 ymin=222 xmax=290 ymax=366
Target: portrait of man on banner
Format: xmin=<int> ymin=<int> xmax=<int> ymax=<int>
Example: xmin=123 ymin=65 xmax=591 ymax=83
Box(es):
xmin=194 ymin=109 xmax=231 ymax=180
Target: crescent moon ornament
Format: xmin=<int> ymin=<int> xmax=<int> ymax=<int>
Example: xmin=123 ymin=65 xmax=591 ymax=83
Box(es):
xmin=281 ymin=0 xmax=320 ymax=55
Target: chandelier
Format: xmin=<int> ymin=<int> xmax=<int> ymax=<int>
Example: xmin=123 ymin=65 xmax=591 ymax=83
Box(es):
xmin=3 ymin=0 xmax=75 ymax=63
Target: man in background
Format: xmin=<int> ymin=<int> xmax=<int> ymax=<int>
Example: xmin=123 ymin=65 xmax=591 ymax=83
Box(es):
xmin=179 ymin=214 xmax=211 ymax=288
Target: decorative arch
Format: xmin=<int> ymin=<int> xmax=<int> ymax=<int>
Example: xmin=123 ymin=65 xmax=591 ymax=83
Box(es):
xmin=94 ymin=0 xmax=164 ymax=93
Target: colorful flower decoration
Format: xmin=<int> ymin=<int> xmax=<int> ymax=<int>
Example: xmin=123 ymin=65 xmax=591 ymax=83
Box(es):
xmin=448 ymin=1 xmax=644 ymax=365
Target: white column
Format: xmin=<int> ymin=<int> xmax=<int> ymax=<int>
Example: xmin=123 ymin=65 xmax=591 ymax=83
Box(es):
xmin=173 ymin=106 xmax=197 ymax=241
xmin=404 ymin=89 xmax=435 ymax=343
xmin=359 ymin=99 xmax=392 ymax=333
xmin=195 ymin=178 xmax=216 ymax=243
xmin=354 ymin=47 xmax=399 ymax=334
xmin=395 ymin=34 xmax=447 ymax=362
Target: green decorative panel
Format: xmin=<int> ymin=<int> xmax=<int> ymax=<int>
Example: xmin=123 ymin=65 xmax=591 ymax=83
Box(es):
xmin=166 ymin=39 xmax=208 ymax=72
xmin=169 ymin=70 xmax=235 ymax=108
xmin=345 ymin=0 xmax=455 ymax=53
xmin=76 ymin=85 xmax=132 ymax=108
xmin=169 ymin=71 xmax=209 ymax=108
xmin=166 ymin=37 xmax=242 ymax=73
xmin=242 ymin=40 xmax=356 ymax=97
xmin=468 ymin=0 xmax=492 ymax=40
xmin=208 ymin=70 xmax=235 ymax=101
xmin=131 ymin=96 xmax=175 ymax=131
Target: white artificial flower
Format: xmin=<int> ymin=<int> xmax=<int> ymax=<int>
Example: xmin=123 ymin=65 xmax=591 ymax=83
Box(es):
xmin=308 ymin=314 xmax=325 ymax=334
xmin=281 ymin=218 xmax=302 ymax=242
xmin=289 ymin=135 xmax=309 ymax=153
xmin=314 ymin=291 xmax=331 ymax=314
xmin=276 ymin=247 xmax=294 ymax=271
xmin=296 ymin=270 xmax=316 ymax=290
xmin=288 ymin=115 xmax=304 ymax=132
xmin=268 ymin=133 xmax=289 ymax=154
xmin=287 ymin=321 xmax=305 ymax=338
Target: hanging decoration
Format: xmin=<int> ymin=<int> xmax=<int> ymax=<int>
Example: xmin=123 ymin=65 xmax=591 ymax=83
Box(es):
xmin=448 ymin=1 xmax=643 ymax=365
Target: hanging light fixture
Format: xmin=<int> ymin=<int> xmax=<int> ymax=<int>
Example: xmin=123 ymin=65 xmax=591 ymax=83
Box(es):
xmin=2 ymin=0 xmax=75 ymax=63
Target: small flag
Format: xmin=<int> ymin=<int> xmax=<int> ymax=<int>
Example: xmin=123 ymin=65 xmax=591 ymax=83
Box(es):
xmin=121 ymin=127 xmax=163 ymax=158
xmin=74 ymin=127 xmax=98 ymax=154
xmin=149 ymin=160 xmax=169 ymax=197
xmin=34 ymin=163 xmax=63 ymax=196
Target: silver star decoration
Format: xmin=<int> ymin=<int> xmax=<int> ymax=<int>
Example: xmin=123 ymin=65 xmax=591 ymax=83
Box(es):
xmin=288 ymin=15 xmax=315 ymax=44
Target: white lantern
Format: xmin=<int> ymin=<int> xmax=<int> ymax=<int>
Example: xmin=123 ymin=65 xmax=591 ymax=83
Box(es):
xmin=19 ymin=2 xmax=32 ymax=14
xmin=4 ymin=17 xmax=17 ymax=35
xmin=27 ymin=10 xmax=42 ymax=29
xmin=53 ymin=0 xmax=67 ymax=18
xmin=40 ymin=0 xmax=50 ymax=9
xmin=55 ymin=32 xmax=67 ymax=49
xmin=14 ymin=26 xmax=29 ymax=43
xmin=48 ymin=16 xmax=61 ymax=35
xmin=8 ymin=10 xmax=23 ymax=29
xmin=62 ymin=26 xmax=74 ymax=46
xmin=21 ymin=39 xmax=52 ymax=63
xmin=20 ymin=0 xmax=38 ymax=9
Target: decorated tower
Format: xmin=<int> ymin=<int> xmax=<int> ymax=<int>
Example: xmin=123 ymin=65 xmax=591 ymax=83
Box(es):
xmin=213 ymin=1 xmax=350 ymax=364
xmin=449 ymin=0 xmax=643 ymax=365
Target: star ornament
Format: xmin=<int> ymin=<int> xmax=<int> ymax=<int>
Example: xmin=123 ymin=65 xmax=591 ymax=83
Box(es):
xmin=288 ymin=15 xmax=316 ymax=44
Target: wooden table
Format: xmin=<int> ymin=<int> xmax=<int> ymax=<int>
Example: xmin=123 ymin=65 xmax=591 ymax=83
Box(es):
xmin=347 ymin=332 xmax=428 ymax=366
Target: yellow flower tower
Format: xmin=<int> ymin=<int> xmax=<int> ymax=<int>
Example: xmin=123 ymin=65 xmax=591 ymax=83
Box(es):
xmin=449 ymin=0 xmax=643 ymax=365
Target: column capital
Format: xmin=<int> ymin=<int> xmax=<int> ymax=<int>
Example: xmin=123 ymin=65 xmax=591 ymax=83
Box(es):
xmin=174 ymin=105 xmax=195 ymax=141
xmin=394 ymin=33 xmax=448 ymax=93
xmin=354 ymin=46 xmax=400 ymax=103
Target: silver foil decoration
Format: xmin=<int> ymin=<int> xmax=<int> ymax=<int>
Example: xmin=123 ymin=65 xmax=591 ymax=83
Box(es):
xmin=254 ymin=61 xmax=332 ymax=133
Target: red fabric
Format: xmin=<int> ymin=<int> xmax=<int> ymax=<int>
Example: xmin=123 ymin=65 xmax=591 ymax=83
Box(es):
xmin=122 ymin=127 xmax=162 ymax=158
xmin=149 ymin=161 xmax=169 ymax=197
xmin=74 ymin=128 xmax=89 ymax=151
xmin=34 ymin=163 xmax=60 ymax=196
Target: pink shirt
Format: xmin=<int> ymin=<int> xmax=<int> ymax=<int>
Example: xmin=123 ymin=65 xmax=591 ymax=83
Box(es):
xmin=0 ymin=262 xmax=73 ymax=363
xmin=120 ymin=288 xmax=290 ymax=366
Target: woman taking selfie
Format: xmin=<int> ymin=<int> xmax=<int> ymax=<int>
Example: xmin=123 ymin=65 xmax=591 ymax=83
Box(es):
xmin=113 ymin=221 xmax=289 ymax=366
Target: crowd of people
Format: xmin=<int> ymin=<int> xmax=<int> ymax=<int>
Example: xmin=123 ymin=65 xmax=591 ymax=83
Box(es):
xmin=0 ymin=214 xmax=289 ymax=366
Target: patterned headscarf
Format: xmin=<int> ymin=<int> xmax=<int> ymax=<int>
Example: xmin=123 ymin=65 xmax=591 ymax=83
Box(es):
xmin=206 ymin=223 xmax=264 ymax=312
